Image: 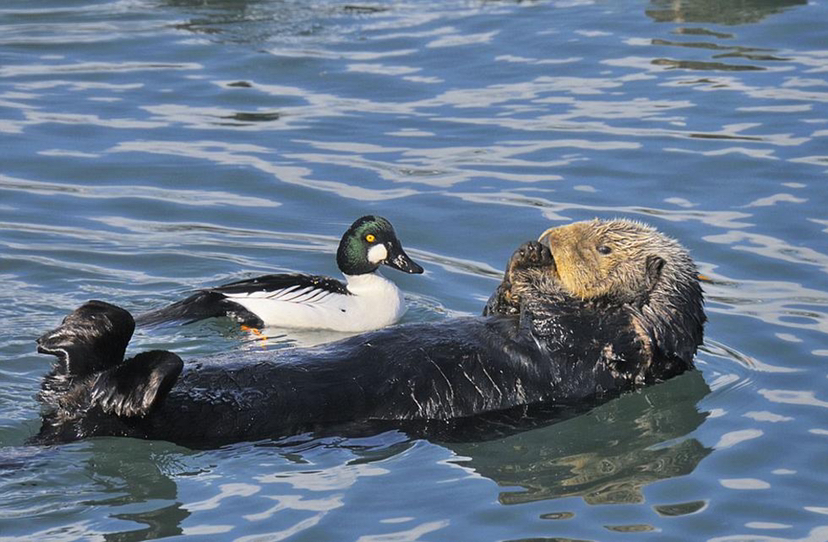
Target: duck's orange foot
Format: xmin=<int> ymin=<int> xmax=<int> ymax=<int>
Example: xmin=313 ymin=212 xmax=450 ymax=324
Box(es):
xmin=240 ymin=325 xmax=269 ymax=345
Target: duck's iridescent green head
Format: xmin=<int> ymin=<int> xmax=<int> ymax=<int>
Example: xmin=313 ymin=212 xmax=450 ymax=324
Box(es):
xmin=336 ymin=215 xmax=424 ymax=276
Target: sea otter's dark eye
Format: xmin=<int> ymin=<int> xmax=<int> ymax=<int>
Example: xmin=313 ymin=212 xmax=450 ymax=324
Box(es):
xmin=597 ymin=245 xmax=612 ymax=255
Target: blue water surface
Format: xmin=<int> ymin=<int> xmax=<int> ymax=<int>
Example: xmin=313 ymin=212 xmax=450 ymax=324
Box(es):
xmin=1 ymin=0 xmax=827 ymax=540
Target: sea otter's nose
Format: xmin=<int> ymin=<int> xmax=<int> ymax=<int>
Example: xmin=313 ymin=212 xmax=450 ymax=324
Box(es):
xmin=536 ymin=243 xmax=554 ymax=267
xmin=513 ymin=241 xmax=554 ymax=269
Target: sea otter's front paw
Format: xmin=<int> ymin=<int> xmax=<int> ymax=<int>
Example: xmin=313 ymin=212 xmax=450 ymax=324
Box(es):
xmin=485 ymin=241 xmax=555 ymax=317
xmin=509 ymin=241 xmax=553 ymax=272
xmin=483 ymin=281 xmax=520 ymax=316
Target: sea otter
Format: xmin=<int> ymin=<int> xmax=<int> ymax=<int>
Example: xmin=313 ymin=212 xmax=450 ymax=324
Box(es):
xmin=30 ymin=220 xmax=705 ymax=446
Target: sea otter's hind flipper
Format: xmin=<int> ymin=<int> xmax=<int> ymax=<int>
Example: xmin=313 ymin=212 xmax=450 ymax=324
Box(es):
xmin=91 ymin=350 xmax=183 ymax=417
xmin=37 ymin=300 xmax=135 ymax=377
xmin=134 ymin=291 xmax=262 ymax=327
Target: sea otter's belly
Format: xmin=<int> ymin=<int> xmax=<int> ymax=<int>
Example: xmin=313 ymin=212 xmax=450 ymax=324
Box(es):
xmin=135 ymin=314 xmax=644 ymax=446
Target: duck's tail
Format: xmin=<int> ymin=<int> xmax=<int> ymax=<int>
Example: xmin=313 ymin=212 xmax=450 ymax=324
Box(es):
xmin=134 ymin=291 xmax=259 ymax=327
xmin=32 ymin=300 xmax=183 ymax=444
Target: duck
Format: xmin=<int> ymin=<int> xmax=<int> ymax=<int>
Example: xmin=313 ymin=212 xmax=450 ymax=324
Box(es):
xmin=135 ymin=215 xmax=424 ymax=332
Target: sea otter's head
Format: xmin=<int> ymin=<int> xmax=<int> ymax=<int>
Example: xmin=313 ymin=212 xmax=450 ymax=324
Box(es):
xmin=538 ymin=219 xmax=706 ymax=366
xmin=540 ymin=220 xmax=684 ymax=303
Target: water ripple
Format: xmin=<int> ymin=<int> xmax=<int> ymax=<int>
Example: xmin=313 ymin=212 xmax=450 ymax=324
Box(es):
xmin=0 ymin=61 xmax=201 ymax=78
xmin=0 ymin=174 xmax=280 ymax=207
xmin=109 ymin=140 xmax=420 ymax=200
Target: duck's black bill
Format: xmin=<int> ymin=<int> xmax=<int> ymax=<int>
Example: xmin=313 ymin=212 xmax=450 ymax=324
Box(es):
xmin=385 ymin=243 xmax=424 ymax=274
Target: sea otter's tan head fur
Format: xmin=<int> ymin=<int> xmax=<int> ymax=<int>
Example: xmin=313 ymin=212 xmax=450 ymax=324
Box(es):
xmin=489 ymin=219 xmax=705 ymax=367
xmin=540 ymin=220 xmax=686 ymax=303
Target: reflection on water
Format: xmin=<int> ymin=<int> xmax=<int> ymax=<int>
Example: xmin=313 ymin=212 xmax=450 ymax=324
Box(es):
xmin=447 ymin=371 xmax=711 ymax=507
xmin=0 ymin=441 xmax=189 ymax=540
xmin=646 ymin=0 xmax=807 ymax=25
xmin=166 ymin=0 xmax=370 ymax=45
xmin=87 ymin=446 xmax=190 ymax=542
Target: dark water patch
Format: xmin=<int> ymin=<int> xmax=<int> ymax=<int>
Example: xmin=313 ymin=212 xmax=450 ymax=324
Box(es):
xmin=653 ymin=499 xmax=708 ymax=516
xmin=651 ymin=58 xmax=765 ymax=71
xmin=652 ymin=38 xmax=775 ymax=54
xmin=540 ymin=511 xmax=575 ymax=520
xmin=713 ymin=51 xmax=790 ymax=62
xmin=343 ymin=5 xmax=389 ymax=15
xmin=603 ymin=523 xmax=657 ymax=533
xmin=673 ymin=27 xmax=735 ymax=39
xmin=689 ymin=132 xmax=764 ymax=141
xmin=220 ymin=110 xmax=281 ymax=123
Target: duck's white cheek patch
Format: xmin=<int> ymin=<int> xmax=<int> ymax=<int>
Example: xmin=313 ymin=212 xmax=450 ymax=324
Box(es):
xmin=367 ymin=244 xmax=388 ymax=264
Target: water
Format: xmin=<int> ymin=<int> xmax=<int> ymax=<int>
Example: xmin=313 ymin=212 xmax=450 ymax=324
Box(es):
xmin=1 ymin=0 xmax=827 ymax=539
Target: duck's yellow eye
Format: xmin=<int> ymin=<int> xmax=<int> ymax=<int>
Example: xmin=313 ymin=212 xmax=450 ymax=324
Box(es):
xmin=365 ymin=234 xmax=376 ymax=243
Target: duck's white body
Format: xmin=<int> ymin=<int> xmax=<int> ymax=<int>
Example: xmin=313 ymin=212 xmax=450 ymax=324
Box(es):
xmin=223 ymin=272 xmax=408 ymax=332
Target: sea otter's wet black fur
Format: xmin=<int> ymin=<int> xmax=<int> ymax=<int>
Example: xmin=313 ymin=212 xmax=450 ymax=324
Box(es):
xmin=30 ymin=220 xmax=705 ymax=447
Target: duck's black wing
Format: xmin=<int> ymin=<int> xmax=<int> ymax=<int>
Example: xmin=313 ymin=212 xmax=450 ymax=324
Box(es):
xmin=134 ymin=274 xmax=349 ymax=327
xmin=212 ymin=273 xmax=349 ymax=297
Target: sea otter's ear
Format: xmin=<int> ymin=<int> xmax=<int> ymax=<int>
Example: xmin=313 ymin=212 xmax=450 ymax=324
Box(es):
xmin=37 ymin=301 xmax=135 ymax=377
xmin=90 ymin=350 xmax=183 ymax=418
xmin=645 ymin=255 xmax=666 ymax=294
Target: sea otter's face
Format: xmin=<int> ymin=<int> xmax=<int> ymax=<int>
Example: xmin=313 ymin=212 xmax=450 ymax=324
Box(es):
xmin=539 ymin=219 xmax=671 ymax=304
